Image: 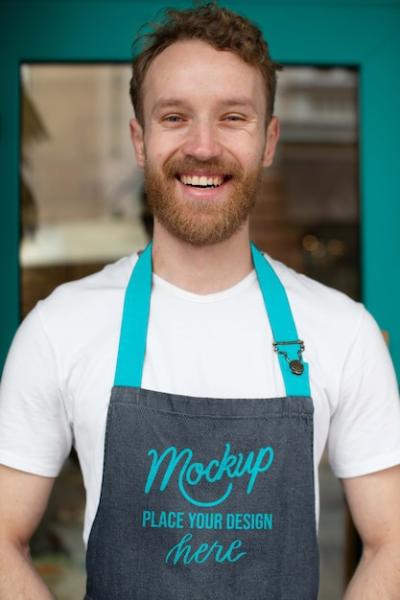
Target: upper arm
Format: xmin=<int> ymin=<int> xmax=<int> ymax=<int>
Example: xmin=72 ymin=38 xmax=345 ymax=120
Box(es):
xmin=0 ymin=464 xmax=55 ymax=549
xmin=0 ymin=305 xmax=72 ymax=478
xmin=328 ymin=306 xmax=400 ymax=480
xmin=342 ymin=464 xmax=400 ymax=553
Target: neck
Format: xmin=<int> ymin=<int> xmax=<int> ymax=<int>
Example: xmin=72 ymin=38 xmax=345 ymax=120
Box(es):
xmin=151 ymin=220 xmax=253 ymax=294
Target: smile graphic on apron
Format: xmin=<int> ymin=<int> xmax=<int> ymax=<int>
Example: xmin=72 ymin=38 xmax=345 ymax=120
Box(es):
xmin=85 ymin=243 xmax=319 ymax=600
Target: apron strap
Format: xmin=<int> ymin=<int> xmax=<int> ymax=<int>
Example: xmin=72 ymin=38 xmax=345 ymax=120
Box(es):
xmin=114 ymin=241 xmax=311 ymax=397
xmin=114 ymin=243 xmax=152 ymax=388
xmin=251 ymin=243 xmax=311 ymax=397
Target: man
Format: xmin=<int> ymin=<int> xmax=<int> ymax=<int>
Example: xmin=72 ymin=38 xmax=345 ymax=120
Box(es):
xmin=0 ymin=4 xmax=399 ymax=599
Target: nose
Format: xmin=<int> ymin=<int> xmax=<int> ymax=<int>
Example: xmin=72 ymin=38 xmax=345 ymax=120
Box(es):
xmin=182 ymin=119 xmax=222 ymax=161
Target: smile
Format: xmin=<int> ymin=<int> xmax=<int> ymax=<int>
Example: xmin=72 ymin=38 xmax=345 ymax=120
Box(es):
xmin=178 ymin=174 xmax=229 ymax=189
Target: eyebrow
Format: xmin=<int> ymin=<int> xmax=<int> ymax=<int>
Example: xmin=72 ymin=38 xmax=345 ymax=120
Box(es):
xmin=219 ymin=97 xmax=257 ymax=110
xmin=152 ymin=97 xmax=257 ymax=113
xmin=152 ymin=99 xmax=189 ymax=114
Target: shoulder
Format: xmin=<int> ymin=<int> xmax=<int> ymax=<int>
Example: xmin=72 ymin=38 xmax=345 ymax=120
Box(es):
xmin=263 ymin=254 xmax=371 ymax=403
xmin=37 ymin=253 xmax=138 ymax=321
xmin=48 ymin=252 xmax=137 ymax=297
xmin=265 ymin=254 xmax=364 ymax=332
xmin=33 ymin=253 xmax=139 ymax=362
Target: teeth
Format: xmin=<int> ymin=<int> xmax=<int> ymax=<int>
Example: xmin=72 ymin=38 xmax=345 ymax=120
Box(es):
xmin=180 ymin=174 xmax=224 ymax=187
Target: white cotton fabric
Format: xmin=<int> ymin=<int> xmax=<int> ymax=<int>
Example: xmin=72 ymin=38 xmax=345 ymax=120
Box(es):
xmin=1 ymin=252 xmax=400 ymax=545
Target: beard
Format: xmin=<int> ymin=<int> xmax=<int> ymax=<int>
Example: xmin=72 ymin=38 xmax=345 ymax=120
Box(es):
xmin=144 ymin=155 xmax=262 ymax=246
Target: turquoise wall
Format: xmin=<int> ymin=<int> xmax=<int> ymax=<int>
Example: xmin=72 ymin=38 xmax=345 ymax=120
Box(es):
xmin=1 ymin=1 xmax=399 ymax=375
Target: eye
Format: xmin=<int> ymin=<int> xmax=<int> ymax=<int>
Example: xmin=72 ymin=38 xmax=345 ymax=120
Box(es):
xmin=161 ymin=114 xmax=185 ymax=124
xmin=223 ymin=114 xmax=246 ymax=122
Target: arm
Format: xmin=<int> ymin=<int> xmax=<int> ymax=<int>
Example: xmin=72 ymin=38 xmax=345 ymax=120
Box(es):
xmin=342 ymin=464 xmax=400 ymax=599
xmin=0 ymin=464 xmax=55 ymax=599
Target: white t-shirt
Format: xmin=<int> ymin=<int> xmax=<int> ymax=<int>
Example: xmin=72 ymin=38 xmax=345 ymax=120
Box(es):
xmin=1 ymin=252 xmax=399 ymax=545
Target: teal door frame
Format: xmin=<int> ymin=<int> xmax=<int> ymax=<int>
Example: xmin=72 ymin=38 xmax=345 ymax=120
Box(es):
xmin=1 ymin=1 xmax=399 ymax=375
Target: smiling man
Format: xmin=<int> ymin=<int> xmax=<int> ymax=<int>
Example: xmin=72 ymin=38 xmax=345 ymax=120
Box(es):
xmin=133 ymin=38 xmax=276 ymax=249
xmin=1 ymin=3 xmax=400 ymax=600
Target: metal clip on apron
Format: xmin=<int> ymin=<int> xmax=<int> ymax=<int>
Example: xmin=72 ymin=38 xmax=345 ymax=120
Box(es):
xmin=85 ymin=243 xmax=319 ymax=600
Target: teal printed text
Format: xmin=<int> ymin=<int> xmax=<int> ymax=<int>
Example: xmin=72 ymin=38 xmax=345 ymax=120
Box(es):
xmin=145 ymin=443 xmax=274 ymax=508
xmin=165 ymin=533 xmax=247 ymax=565
xmin=141 ymin=510 xmax=274 ymax=531
xmin=188 ymin=512 xmax=223 ymax=530
xmin=226 ymin=512 xmax=273 ymax=530
xmin=142 ymin=510 xmax=184 ymax=529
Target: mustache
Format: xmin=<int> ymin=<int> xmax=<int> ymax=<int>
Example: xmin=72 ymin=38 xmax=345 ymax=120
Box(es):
xmin=163 ymin=156 xmax=244 ymax=178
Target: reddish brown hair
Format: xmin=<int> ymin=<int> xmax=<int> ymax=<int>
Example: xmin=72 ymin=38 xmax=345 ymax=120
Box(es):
xmin=130 ymin=2 xmax=282 ymax=126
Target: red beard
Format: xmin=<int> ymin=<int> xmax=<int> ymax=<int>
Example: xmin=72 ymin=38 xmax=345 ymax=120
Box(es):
xmin=144 ymin=155 xmax=262 ymax=246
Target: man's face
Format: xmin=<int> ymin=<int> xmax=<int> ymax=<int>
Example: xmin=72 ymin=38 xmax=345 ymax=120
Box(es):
xmin=130 ymin=40 xmax=279 ymax=246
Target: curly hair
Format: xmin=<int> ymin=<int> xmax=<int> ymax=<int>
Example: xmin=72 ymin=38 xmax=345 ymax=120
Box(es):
xmin=130 ymin=2 xmax=282 ymax=126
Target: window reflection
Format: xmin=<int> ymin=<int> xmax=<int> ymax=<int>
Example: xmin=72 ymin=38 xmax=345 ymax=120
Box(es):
xmin=251 ymin=66 xmax=359 ymax=298
xmin=21 ymin=64 xmax=148 ymax=316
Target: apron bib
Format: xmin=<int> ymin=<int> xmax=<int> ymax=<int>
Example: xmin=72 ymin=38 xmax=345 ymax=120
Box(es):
xmin=85 ymin=243 xmax=319 ymax=600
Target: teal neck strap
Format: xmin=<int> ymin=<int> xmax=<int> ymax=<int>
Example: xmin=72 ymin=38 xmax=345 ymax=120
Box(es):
xmin=114 ymin=243 xmax=152 ymax=390
xmin=114 ymin=241 xmax=310 ymax=397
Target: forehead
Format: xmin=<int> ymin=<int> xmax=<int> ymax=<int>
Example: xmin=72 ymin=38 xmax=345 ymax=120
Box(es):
xmin=142 ymin=39 xmax=266 ymax=118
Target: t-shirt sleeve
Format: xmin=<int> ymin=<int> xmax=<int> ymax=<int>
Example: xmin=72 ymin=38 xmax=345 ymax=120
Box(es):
xmin=0 ymin=304 xmax=72 ymax=477
xmin=328 ymin=305 xmax=400 ymax=478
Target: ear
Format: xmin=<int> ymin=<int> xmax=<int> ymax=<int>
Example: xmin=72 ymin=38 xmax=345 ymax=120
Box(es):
xmin=262 ymin=116 xmax=280 ymax=168
xmin=129 ymin=118 xmax=145 ymax=168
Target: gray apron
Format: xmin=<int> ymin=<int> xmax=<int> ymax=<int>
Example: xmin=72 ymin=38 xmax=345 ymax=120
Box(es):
xmin=85 ymin=242 xmax=319 ymax=600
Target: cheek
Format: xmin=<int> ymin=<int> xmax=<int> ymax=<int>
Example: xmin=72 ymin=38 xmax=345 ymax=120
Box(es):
xmin=222 ymin=130 xmax=267 ymax=162
xmin=238 ymin=147 xmax=265 ymax=169
xmin=144 ymin=135 xmax=181 ymax=167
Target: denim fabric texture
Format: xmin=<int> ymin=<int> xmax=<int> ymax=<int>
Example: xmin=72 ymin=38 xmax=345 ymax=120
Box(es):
xmin=85 ymin=387 xmax=319 ymax=599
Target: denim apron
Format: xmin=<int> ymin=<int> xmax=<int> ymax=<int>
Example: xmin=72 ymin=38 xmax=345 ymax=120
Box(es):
xmin=85 ymin=242 xmax=319 ymax=600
